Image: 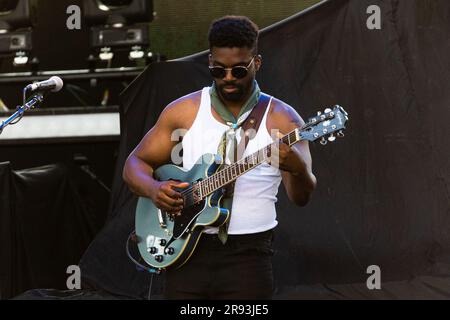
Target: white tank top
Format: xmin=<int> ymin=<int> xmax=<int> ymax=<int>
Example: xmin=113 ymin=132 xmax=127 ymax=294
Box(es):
xmin=182 ymin=87 xmax=282 ymax=235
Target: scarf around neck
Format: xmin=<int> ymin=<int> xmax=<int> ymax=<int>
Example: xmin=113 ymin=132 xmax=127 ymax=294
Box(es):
xmin=209 ymin=80 xmax=261 ymax=127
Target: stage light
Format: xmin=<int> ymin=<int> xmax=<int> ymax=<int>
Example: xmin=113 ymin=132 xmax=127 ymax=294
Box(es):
xmin=13 ymin=51 xmax=28 ymax=65
xmin=97 ymin=0 xmax=133 ymax=11
xmin=128 ymin=45 xmax=144 ymax=60
xmin=83 ymin=0 xmax=154 ymax=26
xmin=99 ymin=47 xmax=113 ymax=61
xmin=0 ymin=29 xmax=32 ymax=53
xmin=0 ymin=0 xmax=35 ymax=32
xmin=90 ymin=24 xmax=149 ymax=48
xmin=0 ymin=0 xmax=35 ymax=68
xmin=91 ymin=24 xmax=149 ymax=62
xmin=83 ymin=0 xmax=154 ymax=66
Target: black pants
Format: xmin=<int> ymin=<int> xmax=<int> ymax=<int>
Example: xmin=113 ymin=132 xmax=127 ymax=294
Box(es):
xmin=164 ymin=229 xmax=275 ymax=300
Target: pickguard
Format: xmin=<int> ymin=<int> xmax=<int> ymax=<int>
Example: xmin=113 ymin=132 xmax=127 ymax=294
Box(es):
xmin=172 ymin=199 xmax=206 ymax=238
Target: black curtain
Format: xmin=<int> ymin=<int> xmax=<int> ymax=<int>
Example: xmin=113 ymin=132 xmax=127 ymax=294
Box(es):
xmin=79 ymin=0 xmax=450 ymax=299
xmin=0 ymin=162 xmax=99 ymax=299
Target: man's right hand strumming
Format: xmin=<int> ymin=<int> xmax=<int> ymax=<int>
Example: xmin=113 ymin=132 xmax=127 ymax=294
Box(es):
xmin=150 ymin=180 xmax=189 ymax=216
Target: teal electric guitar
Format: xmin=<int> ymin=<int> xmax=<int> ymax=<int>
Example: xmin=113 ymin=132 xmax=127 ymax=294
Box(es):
xmin=135 ymin=105 xmax=349 ymax=272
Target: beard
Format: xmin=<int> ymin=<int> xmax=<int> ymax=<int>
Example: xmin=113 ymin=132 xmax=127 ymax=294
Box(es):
xmin=217 ymin=82 xmax=251 ymax=102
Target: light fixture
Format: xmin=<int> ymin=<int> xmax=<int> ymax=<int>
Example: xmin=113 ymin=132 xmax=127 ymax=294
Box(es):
xmin=0 ymin=0 xmax=36 ymax=68
xmin=13 ymin=50 xmax=28 ymax=65
xmin=0 ymin=29 xmax=32 ymax=54
xmin=83 ymin=0 xmax=153 ymax=65
xmin=112 ymin=22 xmax=124 ymax=28
xmin=83 ymin=0 xmax=153 ymax=27
xmin=97 ymin=0 xmax=133 ymax=12
xmin=90 ymin=24 xmax=149 ymax=48
xmin=0 ymin=0 xmax=36 ymax=32
xmin=129 ymin=45 xmax=144 ymax=60
xmin=99 ymin=47 xmax=114 ymax=61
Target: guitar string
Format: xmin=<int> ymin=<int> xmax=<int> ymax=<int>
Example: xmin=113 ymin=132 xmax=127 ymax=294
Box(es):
xmin=178 ymin=115 xmax=323 ymax=201
xmin=179 ymin=129 xmax=301 ymax=201
xmin=178 ymin=108 xmax=339 ymax=199
xmin=179 ymin=132 xmax=295 ymax=197
xmin=179 ymin=131 xmax=298 ymax=201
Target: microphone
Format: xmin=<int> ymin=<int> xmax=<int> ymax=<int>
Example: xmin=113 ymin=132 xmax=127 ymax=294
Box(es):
xmin=26 ymin=76 xmax=64 ymax=93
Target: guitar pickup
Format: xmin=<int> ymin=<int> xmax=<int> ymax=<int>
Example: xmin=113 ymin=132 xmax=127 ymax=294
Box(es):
xmin=158 ymin=209 xmax=167 ymax=228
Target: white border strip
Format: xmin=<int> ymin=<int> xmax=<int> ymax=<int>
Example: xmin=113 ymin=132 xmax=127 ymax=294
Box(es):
xmin=0 ymin=113 xmax=120 ymax=140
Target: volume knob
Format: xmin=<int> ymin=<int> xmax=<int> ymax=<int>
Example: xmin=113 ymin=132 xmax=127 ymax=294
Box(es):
xmin=155 ymin=255 xmax=164 ymax=263
xmin=159 ymin=239 xmax=167 ymax=246
xmin=147 ymin=247 xmax=158 ymax=254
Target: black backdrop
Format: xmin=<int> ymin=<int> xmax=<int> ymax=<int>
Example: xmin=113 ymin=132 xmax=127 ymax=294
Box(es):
xmin=78 ymin=0 xmax=450 ymax=299
xmin=0 ymin=162 xmax=103 ymax=299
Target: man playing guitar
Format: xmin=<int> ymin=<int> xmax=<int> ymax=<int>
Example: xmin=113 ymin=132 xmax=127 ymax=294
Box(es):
xmin=123 ymin=16 xmax=317 ymax=299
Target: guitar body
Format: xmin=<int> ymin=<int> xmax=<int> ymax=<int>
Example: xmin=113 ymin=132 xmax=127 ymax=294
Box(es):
xmin=135 ymin=153 xmax=229 ymax=271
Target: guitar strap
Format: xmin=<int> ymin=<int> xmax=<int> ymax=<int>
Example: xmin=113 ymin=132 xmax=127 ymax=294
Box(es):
xmin=224 ymin=93 xmax=272 ymax=195
xmin=218 ymin=93 xmax=272 ymax=243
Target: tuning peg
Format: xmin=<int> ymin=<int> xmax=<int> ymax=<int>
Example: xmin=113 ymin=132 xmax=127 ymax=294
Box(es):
xmin=320 ymin=137 xmax=328 ymax=145
xmin=328 ymin=134 xmax=336 ymax=142
xmin=324 ymin=108 xmax=332 ymax=113
xmin=337 ymin=130 xmax=345 ymax=138
xmin=317 ymin=111 xmax=322 ymax=116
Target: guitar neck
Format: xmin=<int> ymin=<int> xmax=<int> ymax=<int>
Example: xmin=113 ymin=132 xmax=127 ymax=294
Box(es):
xmin=198 ymin=128 xmax=302 ymax=198
xmin=189 ymin=105 xmax=348 ymax=203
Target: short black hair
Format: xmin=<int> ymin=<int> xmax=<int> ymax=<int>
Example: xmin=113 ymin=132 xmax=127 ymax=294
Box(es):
xmin=208 ymin=16 xmax=259 ymax=53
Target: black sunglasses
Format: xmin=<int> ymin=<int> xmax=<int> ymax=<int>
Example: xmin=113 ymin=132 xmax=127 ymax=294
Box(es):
xmin=209 ymin=56 xmax=256 ymax=79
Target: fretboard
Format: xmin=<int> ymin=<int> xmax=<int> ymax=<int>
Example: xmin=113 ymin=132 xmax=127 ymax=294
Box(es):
xmin=198 ymin=127 xmax=301 ymax=199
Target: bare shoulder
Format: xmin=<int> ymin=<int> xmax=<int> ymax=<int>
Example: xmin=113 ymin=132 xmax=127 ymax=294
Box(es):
xmin=159 ymin=90 xmax=202 ymax=130
xmin=267 ymin=97 xmax=305 ymax=133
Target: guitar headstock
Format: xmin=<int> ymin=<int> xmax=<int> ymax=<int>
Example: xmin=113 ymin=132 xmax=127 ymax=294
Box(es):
xmin=299 ymin=105 xmax=349 ymax=145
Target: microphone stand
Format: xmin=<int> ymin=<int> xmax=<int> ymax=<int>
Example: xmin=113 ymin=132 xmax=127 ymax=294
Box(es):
xmin=0 ymin=92 xmax=44 ymax=135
